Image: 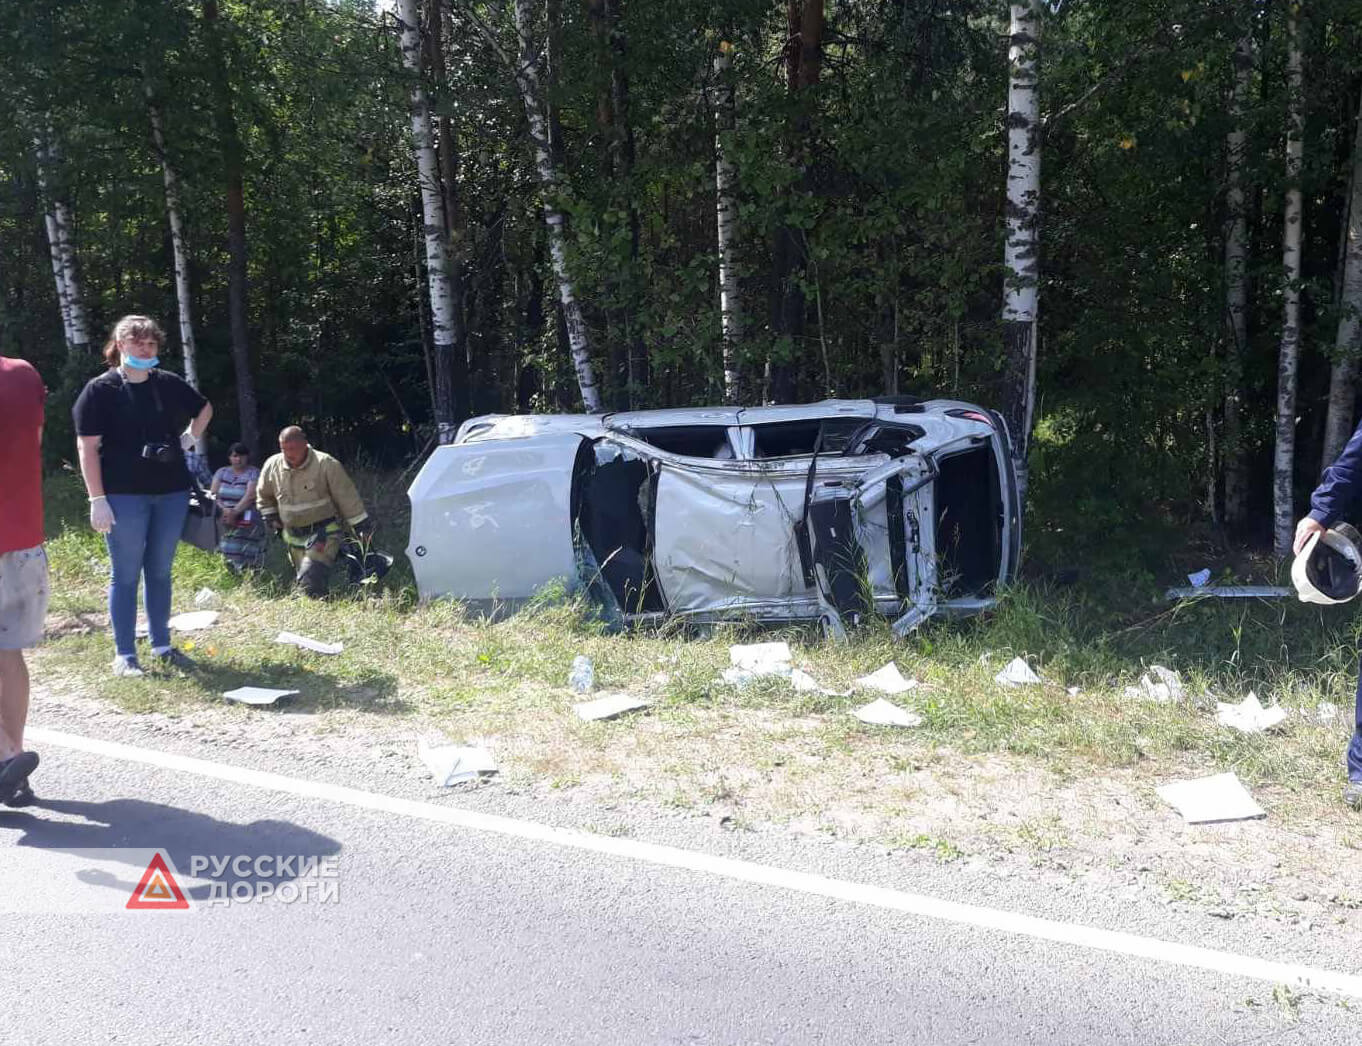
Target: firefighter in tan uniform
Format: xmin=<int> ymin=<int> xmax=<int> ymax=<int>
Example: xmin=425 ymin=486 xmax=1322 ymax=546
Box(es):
xmin=256 ymin=426 xmax=371 ymax=597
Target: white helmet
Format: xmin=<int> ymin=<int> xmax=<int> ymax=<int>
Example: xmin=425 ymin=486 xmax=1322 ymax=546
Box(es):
xmin=1292 ymin=523 xmax=1362 ymax=605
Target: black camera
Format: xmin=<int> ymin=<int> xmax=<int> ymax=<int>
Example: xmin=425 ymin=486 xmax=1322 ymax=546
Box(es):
xmin=141 ymin=442 xmax=178 ymax=465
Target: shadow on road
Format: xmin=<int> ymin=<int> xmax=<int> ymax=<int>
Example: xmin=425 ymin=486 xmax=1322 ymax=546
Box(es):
xmin=2 ymin=797 xmax=342 ymax=902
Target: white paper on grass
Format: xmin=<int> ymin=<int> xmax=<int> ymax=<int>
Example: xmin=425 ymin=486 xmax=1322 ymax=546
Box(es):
xmin=721 ymin=667 xmax=758 ymax=688
xmin=1317 ymin=701 xmax=1340 ymax=724
xmin=418 ymin=739 xmax=497 ymax=786
xmin=193 ymin=587 xmax=220 ymax=607
xmin=574 ymin=693 xmax=650 ymax=721
xmin=275 ymin=631 xmax=344 ymax=655
xmin=728 ymin=642 xmax=792 ymax=676
xmin=1187 ymin=568 xmax=1212 ymax=588
xmin=1156 ymin=772 xmax=1265 ymax=824
xmin=854 ymin=662 xmax=917 ymax=695
xmin=1215 ymin=692 xmax=1288 ymax=734
xmin=995 ymin=656 xmax=1041 ymax=687
xmin=222 ymin=686 xmax=298 ymax=706
xmin=1137 ymin=665 xmax=1185 ymax=704
xmin=788 ymin=668 xmax=848 ymax=696
xmin=853 ymin=698 xmax=923 ymax=728
xmin=168 ymin=610 xmax=219 ymax=632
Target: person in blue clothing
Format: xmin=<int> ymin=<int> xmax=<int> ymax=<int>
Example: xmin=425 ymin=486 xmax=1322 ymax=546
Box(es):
xmin=1295 ymin=421 xmax=1362 ymax=808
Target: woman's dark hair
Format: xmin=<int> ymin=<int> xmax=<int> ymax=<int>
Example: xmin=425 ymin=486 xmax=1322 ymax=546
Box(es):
xmin=229 ymin=442 xmax=250 ymax=458
xmin=102 ymin=314 xmax=165 ymax=367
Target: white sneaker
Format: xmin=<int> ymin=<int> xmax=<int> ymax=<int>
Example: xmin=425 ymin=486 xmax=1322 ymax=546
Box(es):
xmin=112 ymin=655 xmax=144 ymax=677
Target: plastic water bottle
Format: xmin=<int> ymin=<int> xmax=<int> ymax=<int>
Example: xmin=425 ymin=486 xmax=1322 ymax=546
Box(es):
xmin=568 ymin=655 xmax=595 ymax=694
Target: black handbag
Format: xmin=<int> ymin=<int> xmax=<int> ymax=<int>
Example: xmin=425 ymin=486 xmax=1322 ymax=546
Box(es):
xmin=182 ymin=477 xmax=221 ymax=552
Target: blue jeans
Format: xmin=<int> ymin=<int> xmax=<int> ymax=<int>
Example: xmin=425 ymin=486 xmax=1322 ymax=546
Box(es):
xmin=105 ymin=492 xmax=189 ymax=657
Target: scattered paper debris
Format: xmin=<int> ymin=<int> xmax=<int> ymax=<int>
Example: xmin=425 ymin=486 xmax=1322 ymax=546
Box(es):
xmin=1136 ymin=665 xmax=1185 ymax=704
xmin=854 ymin=662 xmax=918 ymax=695
xmin=568 ymin=655 xmax=595 ymax=694
xmin=168 ymin=610 xmax=219 ymax=632
xmin=788 ymin=668 xmax=848 ymax=696
xmin=1316 ymin=701 xmax=1340 ymax=725
xmin=1187 ymin=568 xmax=1212 ymax=588
xmin=720 ymin=666 xmax=758 ymax=688
xmin=1066 ymin=686 xmax=1082 ymax=697
xmin=275 ymin=631 xmax=344 ymax=655
xmin=574 ymin=693 xmax=650 ymax=721
xmin=853 ymin=698 xmax=923 ymax=728
xmin=729 ymin=642 xmax=793 ymax=676
xmin=193 ymin=587 xmax=220 ymax=607
xmin=1215 ymin=692 xmax=1288 ymax=734
xmin=418 ymin=739 xmax=497 ymax=786
xmin=222 ymin=686 xmax=298 ymax=706
xmin=1156 ymin=773 xmax=1265 ymax=824
xmin=995 ymin=656 xmax=1041 ymax=687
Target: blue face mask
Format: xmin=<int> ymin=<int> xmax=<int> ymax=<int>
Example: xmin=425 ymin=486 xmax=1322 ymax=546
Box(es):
xmin=123 ymin=354 xmax=159 ymax=371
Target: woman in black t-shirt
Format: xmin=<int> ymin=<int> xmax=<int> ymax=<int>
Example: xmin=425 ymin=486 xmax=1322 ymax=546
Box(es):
xmin=72 ymin=316 xmax=213 ymax=677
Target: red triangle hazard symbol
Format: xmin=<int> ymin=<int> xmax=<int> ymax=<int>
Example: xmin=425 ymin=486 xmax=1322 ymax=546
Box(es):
xmin=127 ymin=852 xmax=190 ymax=910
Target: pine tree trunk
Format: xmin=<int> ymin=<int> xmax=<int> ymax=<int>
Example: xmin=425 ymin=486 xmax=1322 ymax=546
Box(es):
xmin=202 ymin=0 xmax=259 ymax=453
xmin=1001 ymin=1 xmax=1042 ymax=498
xmin=1273 ymin=9 xmax=1304 ymax=558
xmin=509 ymin=0 xmax=602 ymax=412
xmin=714 ymin=46 xmax=742 ymax=404
xmin=1221 ymin=34 xmax=1253 ymax=528
xmin=1323 ymin=86 xmax=1362 ymax=468
xmin=34 ymin=133 xmax=90 ymax=354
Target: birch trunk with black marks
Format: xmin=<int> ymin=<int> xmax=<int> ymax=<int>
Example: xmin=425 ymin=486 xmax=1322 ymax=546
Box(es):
xmin=34 ymin=133 xmax=90 ymax=354
xmin=714 ymin=46 xmax=742 ymax=403
xmin=1221 ymin=34 xmax=1253 ymax=528
xmin=1273 ymin=9 xmax=1304 ymax=558
xmin=1001 ymin=1 xmax=1041 ymax=498
xmin=510 ymin=0 xmax=601 ymax=411
xmin=1323 ymin=87 xmax=1362 ymax=469
xmin=145 ymin=91 xmax=201 ymax=388
xmin=202 ymin=0 xmax=259 ymax=453
xmin=404 ymin=0 xmax=464 ymax=438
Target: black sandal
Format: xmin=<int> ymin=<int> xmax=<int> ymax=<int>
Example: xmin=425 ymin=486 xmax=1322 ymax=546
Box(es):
xmin=0 ymin=751 xmax=39 ymax=805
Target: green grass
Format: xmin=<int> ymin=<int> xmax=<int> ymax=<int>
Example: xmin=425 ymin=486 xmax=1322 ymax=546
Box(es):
xmin=31 ymin=467 xmax=1362 ymax=825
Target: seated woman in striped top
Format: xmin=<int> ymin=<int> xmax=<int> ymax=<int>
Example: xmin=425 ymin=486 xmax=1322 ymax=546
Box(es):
xmin=210 ymin=442 xmax=266 ymax=572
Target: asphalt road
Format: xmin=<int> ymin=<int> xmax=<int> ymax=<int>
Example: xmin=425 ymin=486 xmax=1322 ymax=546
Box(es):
xmin=1 ymin=741 xmax=1358 ymax=1046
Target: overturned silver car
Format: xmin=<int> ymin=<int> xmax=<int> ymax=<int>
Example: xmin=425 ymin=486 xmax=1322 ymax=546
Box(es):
xmin=406 ymin=397 xmax=1021 ymax=636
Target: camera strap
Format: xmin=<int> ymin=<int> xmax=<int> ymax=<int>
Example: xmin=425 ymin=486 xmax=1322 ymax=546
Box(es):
xmin=119 ymin=370 xmax=177 ymax=446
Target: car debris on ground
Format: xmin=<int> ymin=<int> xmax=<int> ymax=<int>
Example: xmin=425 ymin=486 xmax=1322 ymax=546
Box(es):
xmin=222 ymin=686 xmax=298 ymax=706
xmin=994 ymin=656 xmax=1041 ymax=687
xmin=574 ymin=694 xmax=651 ymax=721
xmin=418 ymin=737 xmax=498 ymax=786
xmin=1215 ymin=693 xmax=1288 ymax=734
xmin=853 ymin=698 xmax=923 ymax=728
xmin=1124 ymin=665 xmax=1185 ymax=704
xmin=275 ymin=631 xmax=344 ymax=655
xmin=1156 ymin=772 xmax=1266 ymax=824
xmin=1164 ymin=585 xmax=1292 ymax=600
xmin=194 ymin=587 xmax=220 ymax=607
xmin=854 ymin=662 xmax=917 ymax=695
xmin=1186 ymin=568 xmax=1212 ymax=588
xmin=568 ymin=655 xmax=595 ymax=693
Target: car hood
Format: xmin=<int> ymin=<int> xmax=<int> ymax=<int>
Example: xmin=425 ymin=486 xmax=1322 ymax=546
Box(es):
xmin=407 ymin=434 xmax=585 ymax=602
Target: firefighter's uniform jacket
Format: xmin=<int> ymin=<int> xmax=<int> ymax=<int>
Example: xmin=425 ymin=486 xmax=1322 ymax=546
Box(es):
xmin=256 ymin=447 xmax=368 ymax=557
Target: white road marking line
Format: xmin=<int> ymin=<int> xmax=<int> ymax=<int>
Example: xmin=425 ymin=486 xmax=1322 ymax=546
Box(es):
xmin=25 ymin=726 xmax=1362 ymax=998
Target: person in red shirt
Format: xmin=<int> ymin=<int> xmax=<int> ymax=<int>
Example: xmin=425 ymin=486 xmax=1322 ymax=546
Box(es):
xmin=0 ymin=356 xmax=48 ymax=806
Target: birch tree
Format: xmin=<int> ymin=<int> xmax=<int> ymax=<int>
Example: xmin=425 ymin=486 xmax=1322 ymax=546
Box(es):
xmin=34 ymin=132 xmax=90 ymax=354
xmin=714 ymin=43 xmax=741 ymax=403
xmin=396 ymin=0 xmax=459 ymax=443
xmin=1001 ymin=0 xmax=1042 ymax=494
xmin=507 ymin=0 xmax=602 ymax=412
xmin=1272 ymin=6 xmax=1303 ymax=557
xmin=1221 ymin=34 xmax=1253 ymax=528
xmin=1323 ymin=85 xmax=1362 ymax=469
xmin=146 ymin=86 xmax=205 ymax=420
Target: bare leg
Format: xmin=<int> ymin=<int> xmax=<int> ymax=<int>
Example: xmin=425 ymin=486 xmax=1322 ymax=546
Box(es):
xmin=0 ymin=649 xmax=29 ymax=760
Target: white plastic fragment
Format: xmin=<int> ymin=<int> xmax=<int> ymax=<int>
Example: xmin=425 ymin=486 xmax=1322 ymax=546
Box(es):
xmin=995 ymin=656 xmax=1042 ymax=687
xmin=417 ymin=738 xmax=498 ymax=786
xmin=568 ymin=655 xmax=595 ymax=693
xmin=222 ymin=686 xmax=298 ymax=706
xmin=853 ymin=698 xmax=923 ymax=728
xmin=574 ymin=693 xmax=650 ymax=721
xmin=1156 ymin=772 xmax=1265 ymax=824
xmin=729 ymin=642 xmax=793 ymax=676
xmin=1066 ymin=686 xmax=1082 ymax=697
xmin=1138 ymin=665 xmax=1185 ymax=704
xmin=1317 ymin=701 xmax=1340 ymax=725
xmin=788 ymin=668 xmax=848 ymax=696
xmin=854 ymin=662 xmax=918 ymax=695
xmin=275 ymin=631 xmax=344 ymax=655
xmin=193 ymin=587 xmax=220 ymax=607
xmin=167 ymin=610 xmax=219 ymax=632
xmin=720 ymin=666 xmax=757 ymax=688
xmin=1187 ymin=568 xmax=1212 ymax=588
xmin=1215 ymin=692 xmax=1288 ymax=734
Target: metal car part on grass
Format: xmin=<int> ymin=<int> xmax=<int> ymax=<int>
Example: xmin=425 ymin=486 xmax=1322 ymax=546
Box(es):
xmin=407 ymin=397 xmax=1022 ymax=635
